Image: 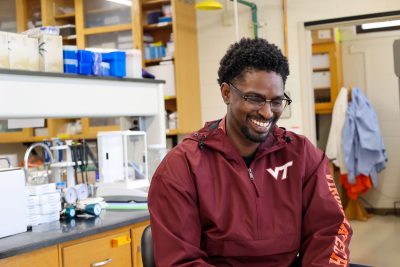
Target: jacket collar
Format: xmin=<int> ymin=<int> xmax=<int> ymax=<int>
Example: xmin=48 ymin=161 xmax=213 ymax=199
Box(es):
xmin=184 ymin=117 xmax=291 ymax=160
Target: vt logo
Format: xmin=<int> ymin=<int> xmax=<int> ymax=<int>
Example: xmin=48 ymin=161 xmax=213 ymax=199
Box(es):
xmin=267 ymin=161 xmax=293 ymax=180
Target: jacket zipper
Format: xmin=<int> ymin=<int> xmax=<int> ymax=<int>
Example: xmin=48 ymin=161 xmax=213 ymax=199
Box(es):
xmin=248 ymin=168 xmax=260 ymax=197
xmin=248 ymin=167 xmax=261 ymax=239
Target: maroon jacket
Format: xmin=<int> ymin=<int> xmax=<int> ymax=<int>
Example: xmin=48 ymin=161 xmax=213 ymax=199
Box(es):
xmin=149 ymin=120 xmax=352 ymax=267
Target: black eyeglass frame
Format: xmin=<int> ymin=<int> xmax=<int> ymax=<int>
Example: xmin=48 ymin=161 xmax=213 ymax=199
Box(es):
xmin=228 ymin=83 xmax=292 ymax=111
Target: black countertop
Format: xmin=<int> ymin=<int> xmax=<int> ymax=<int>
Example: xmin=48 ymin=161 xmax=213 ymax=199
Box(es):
xmin=0 ymin=210 xmax=149 ymax=259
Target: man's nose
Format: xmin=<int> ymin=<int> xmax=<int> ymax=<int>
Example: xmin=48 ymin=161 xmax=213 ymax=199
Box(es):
xmin=257 ymin=102 xmax=274 ymax=119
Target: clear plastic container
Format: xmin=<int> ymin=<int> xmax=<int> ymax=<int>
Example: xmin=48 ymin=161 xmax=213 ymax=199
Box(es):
xmin=147 ymin=145 xmax=169 ymax=181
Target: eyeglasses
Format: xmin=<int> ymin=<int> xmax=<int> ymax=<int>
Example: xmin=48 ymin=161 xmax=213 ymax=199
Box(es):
xmin=229 ymin=83 xmax=292 ymax=112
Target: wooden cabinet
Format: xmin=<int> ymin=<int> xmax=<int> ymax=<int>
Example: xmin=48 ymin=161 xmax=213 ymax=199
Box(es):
xmin=0 ymin=118 xmax=120 ymax=144
xmin=59 ymin=221 xmax=148 ymax=267
xmin=312 ymin=42 xmax=343 ymax=114
xmin=0 ymin=246 xmax=59 ymax=267
xmin=1 ymin=0 xmax=201 ymax=143
xmin=0 ymin=120 xmax=33 ymax=143
xmin=0 ymin=226 xmax=147 ymax=267
xmin=141 ymin=0 xmax=201 ymax=135
xmin=74 ymin=0 xmax=138 ymax=50
xmin=61 ymin=230 xmax=133 ymax=267
xmin=131 ymin=224 xmax=147 ymax=267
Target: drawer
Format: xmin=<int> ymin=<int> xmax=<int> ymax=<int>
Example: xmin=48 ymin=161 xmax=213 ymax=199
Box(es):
xmin=312 ymin=53 xmax=330 ymax=69
xmin=0 ymin=246 xmax=58 ymax=267
xmin=62 ymin=230 xmax=132 ymax=267
xmin=312 ymin=71 xmax=331 ymax=88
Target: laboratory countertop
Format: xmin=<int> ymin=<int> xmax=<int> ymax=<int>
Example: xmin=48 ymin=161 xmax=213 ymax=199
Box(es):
xmin=0 ymin=68 xmax=165 ymax=84
xmin=0 ymin=210 xmax=150 ymax=259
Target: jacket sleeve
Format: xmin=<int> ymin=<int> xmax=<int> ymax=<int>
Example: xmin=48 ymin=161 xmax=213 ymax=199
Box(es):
xmin=148 ymin=149 xmax=215 ymax=267
xmin=300 ymin=139 xmax=353 ymax=267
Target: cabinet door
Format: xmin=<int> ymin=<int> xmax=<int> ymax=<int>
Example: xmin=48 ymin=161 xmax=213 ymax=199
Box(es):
xmin=75 ymin=0 xmax=137 ymax=49
xmin=131 ymin=224 xmax=147 ymax=267
xmin=0 ymin=246 xmax=58 ymax=267
xmin=62 ymin=230 xmax=132 ymax=267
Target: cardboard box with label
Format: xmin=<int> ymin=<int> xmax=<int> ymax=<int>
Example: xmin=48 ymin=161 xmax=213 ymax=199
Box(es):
xmin=145 ymin=61 xmax=176 ymax=97
xmin=27 ymin=37 xmax=40 ymax=71
xmin=39 ymin=34 xmax=63 ymax=73
xmin=8 ymin=32 xmax=29 ymax=70
xmin=0 ymin=31 xmax=9 ymax=69
xmin=311 ymin=28 xmax=340 ymax=44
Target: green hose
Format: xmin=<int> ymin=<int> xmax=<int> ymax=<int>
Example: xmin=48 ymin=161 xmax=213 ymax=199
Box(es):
xmin=236 ymin=0 xmax=258 ymax=38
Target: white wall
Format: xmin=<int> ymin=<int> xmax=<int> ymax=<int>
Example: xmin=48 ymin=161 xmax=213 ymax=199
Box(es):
xmin=196 ymin=0 xmax=400 ymax=208
xmin=196 ymin=0 xmax=286 ymax=124
xmin=197 ymin=0 xmax=400 ymax=132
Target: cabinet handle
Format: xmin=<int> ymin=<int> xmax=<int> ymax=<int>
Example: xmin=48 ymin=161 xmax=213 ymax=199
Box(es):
xmin=91 ymin=258 xmax=113 ymax=266
xmin=111 ymin=236 xmax=131 ymax=247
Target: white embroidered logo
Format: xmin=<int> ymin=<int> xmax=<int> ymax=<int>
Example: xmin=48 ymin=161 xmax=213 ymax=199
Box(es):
xmin=267 ymin=161 xmax=293 ymax=180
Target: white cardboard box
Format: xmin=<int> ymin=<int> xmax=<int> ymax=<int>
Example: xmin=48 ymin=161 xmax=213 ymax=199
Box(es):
xmin=126 ymin=49 xmax=142 ymax=79
xmin=27 ymin=37 xmax=39 ymax=71
xmin=8 ymin=32 xmax=29 ymax=70
xmin=39 ymin=34 xmax=63 ymax=73
xmin=145 ymin=61 xmax=176 ymax=97
xmin=0 ymin=168 xmax=28 ymax=238
xmin=0 ymin=31 xmax=9 ymax=69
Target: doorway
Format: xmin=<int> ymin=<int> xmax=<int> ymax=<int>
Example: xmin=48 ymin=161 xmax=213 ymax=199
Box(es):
xmin=301 ymin=11 xmax=400 ymax=267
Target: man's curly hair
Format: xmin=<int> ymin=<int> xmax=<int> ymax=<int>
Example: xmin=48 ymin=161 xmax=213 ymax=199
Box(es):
xmin=217 ymin=38 xmax=289 ymax=86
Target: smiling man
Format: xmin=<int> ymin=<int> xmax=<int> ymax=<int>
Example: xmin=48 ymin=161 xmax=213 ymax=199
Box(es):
xmin=149 ymin=38 xmax=352 ymax=267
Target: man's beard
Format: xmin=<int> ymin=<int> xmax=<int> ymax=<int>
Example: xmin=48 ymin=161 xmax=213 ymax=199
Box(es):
xmin=240 ymin=116 xmax=278 ymax=143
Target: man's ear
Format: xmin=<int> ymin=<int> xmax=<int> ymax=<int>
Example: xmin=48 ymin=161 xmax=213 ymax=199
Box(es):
xmin=220 ymin=82 xmax=230 ymax=105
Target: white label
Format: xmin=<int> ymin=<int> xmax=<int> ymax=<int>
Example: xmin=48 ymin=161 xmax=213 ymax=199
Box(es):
xmin=318 ymin=29 xmax=332 ymax=39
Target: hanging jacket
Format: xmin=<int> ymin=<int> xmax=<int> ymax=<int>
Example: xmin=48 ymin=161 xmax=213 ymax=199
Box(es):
xmin=149 ymin=119 xmax=352 ymax=267
xmin=326 ymin=87 xmax=348 ymax=174
xmin=342 ymin=88 xmax=387 ymax=186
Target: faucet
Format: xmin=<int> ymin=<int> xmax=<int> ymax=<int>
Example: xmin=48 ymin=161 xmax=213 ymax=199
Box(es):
xmin=24 ymin=142 xmax=54 ymax=183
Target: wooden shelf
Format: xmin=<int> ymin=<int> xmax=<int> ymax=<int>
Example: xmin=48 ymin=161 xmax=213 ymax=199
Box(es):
xmin=63 ymin=35 xmax=77 ymax=41
xmin=166 ymin=129 xmax=178 ymax=135
xmin=164 ymin=96 xmax=176 ymax=100
xmin=1 ymin=0 xmax=200 ymax=145
xmin=54 ymin=13 xmax=75 ymax=20
xmin=313 ymin=67 xmax=330 ymax=72
xmin=83 ymin=24 xmax=131 ymax=35
xmin=144 ymin=58 xmax=173 ymax=66
xmin=312 ymin=42 xmax=343 ymax=115
xmin=142 ymin=0 xmax=171 ymax=9
xmin=143 ymin=22 xmax=172 ymax=31
xmin=85 ymin=6 xmax=126 ymax=15
xmin=26 ymin=134 xmax=90 ymax=142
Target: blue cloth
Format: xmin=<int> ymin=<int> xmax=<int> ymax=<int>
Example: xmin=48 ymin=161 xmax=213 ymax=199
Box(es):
xmin=342 ymin=88 xmax=387 ymax=186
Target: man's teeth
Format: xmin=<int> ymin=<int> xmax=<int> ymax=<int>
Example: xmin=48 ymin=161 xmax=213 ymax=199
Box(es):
xmin=251 ymin=119 xmax=270 ymax=127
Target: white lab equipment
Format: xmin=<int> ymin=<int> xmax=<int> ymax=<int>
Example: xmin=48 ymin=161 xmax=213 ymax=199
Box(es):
xmin=0 ymin=168 xmax=28 ymax=238
xmin=96 ymin=131 xmax=149 ymax=200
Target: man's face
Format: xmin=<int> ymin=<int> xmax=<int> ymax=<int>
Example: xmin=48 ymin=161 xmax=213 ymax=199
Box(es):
xmin=223 ymin=70 xmax=285 ymax=144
